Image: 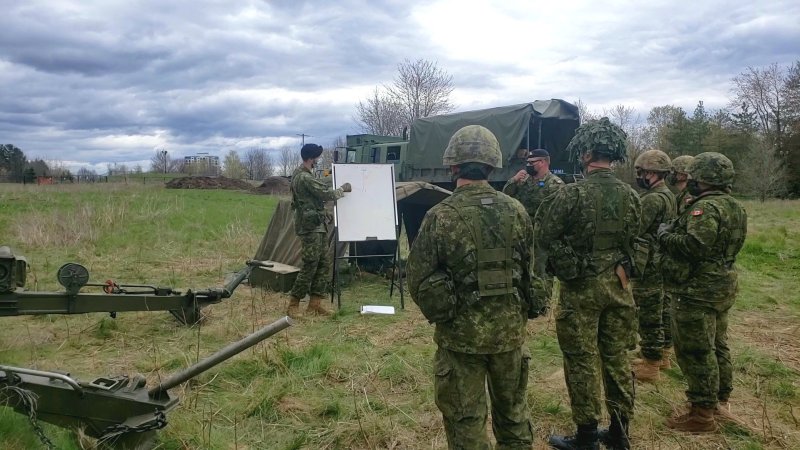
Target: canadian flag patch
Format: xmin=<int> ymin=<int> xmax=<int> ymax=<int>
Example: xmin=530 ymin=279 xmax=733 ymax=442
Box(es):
xmin=690 ymin=209 xmax=704 ymax=216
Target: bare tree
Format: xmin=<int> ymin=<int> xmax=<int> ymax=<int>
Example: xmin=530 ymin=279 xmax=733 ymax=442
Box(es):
xmin=355 ymin=87 xmax=406 ymax=136
xmin=731 ymin=63 xmax=791 ymax=154
xmin=388 ymin=58 xmax=455 ymax=125
xmin=150 ymin=148 xmax=170 ymax=173
xmin=278 ymin=146 xmax=301 ymax=176
xmin=574 ymin=98 xmax=599 ymax=123
xmin=244 ymin=147 xmax=274 ymax=180
xmin=355 ymin=58 xmax=455 ymax=136
xmin=604 ymin=105 xmax=652 ymax=183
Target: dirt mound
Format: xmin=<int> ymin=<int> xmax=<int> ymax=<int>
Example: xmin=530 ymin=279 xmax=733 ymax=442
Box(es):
xmin=252 ymin=176 xmax=291 ymax=195
xmin=165 ymin=176 xmax=253 ymax=190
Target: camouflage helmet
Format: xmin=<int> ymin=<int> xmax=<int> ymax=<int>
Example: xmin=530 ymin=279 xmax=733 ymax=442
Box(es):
xmin=566 ymin=117 xmax=629 ymax=162
xmin=688 ymin=152 xmax=735 ymax=186
xmin=634 ymin=149 xmax=672 ymax=172
xmin=442 ymin=125 xmax=502 ymax=168
xmin=671 ymin=155 xmax=694 ymax=174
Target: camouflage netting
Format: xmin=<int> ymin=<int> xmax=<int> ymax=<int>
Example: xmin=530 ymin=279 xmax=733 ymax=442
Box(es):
xmin=165 ymin=176 xmax=253 ymax=190
xmin=253 ymin=176 xmax=291 ymax=195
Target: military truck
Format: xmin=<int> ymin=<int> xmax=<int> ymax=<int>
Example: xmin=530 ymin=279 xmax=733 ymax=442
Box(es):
xmin=337 ymin=99 xmax=580 ymax=186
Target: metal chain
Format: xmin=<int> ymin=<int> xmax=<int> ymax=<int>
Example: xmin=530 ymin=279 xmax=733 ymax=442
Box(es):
xmin=0 ymin=385 xmax=57 ymax=450
xmin=97 ymin=411 xmax=167 ymax=444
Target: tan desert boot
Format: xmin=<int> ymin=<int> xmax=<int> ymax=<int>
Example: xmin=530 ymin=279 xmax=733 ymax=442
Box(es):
xmin=286 ymin=296 xmax=302 ymax=319
xmin=306 ymin=295 xmax=331 ymax=316
xmin=632 ymin=358 xmax=661 ymax=382
xmin=666 ymin=405 xmax=717 ymax=433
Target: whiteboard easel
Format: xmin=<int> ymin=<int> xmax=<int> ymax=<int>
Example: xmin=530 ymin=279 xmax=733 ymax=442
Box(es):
xmin=330 ymin=164 xmax=403 ymax=309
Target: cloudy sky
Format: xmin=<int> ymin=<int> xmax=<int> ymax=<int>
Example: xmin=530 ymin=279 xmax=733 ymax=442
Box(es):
xmin=1 ymin=0 xmax=798 ymax=173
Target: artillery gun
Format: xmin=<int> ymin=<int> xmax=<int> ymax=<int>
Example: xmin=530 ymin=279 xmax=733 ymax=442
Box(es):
xmin=0 ymin=316 xmax=292 ymax=449
xmin=0 ymin=245 xmax=272 ymax=325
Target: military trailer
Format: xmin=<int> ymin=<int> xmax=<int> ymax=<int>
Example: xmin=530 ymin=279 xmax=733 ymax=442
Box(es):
xmin=337 ymin=99 xmax=580 ymax=187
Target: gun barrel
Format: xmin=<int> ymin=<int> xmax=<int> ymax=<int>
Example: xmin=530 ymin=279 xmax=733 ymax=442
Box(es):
xmin=221 ymin=264 xmax=255 ymax=297
xmin=148 ymin=316 xmax=292 ymax=397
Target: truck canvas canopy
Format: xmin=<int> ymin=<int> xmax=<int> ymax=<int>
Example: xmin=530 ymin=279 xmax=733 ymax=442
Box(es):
xmin=404 ymin=99 xmax=580 ymax=183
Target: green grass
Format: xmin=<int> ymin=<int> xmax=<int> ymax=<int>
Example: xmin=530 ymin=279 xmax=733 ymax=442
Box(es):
xmin=1 ymin=185 xmax=799 ymax=449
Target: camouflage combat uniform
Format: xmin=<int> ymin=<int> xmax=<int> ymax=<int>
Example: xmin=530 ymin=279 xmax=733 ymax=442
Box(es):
xmin=408 ymin=183 xmax=535 ymax=450
xmin=503 ymin=171 xmax=565 ymax=302
xmin=289 ymin=166 xmax=345 ymax=299
xmin=536 ymin=168 xmax=641 ymax=427
xmin=633 ymin=182 xmax=676 ymax=360
xmin=659 ymin=190 xmax=747 ymax=408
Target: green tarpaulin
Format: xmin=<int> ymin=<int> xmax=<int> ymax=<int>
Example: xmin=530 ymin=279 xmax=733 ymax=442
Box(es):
xmin=406 ymin=99 xmax=580 ymax=170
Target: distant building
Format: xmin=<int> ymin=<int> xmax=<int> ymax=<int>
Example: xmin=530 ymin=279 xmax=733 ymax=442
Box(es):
xmin=184 ymin=153 xmax=220 ymax=167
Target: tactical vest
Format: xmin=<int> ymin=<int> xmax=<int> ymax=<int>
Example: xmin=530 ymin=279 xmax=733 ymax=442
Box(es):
xmin=584 ymin=175 xmax=630 ymax=261
xmin=713 ymin=195 xmax=747 ymax=268
xmin=440 ymin=191 xmax=517 ymax=299
xmin=549 ymin=174 xmax=632 ymax=280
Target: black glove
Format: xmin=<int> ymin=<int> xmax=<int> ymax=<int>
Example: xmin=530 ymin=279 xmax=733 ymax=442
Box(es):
xmin=340 ymin=182 xmax=352 ymax=192
xmin=657 ymin=222 xmax=673 ymax=240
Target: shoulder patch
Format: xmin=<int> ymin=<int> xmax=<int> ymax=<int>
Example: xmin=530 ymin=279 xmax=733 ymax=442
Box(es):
xmin=690 ymin=209 xmax=703 ymax=216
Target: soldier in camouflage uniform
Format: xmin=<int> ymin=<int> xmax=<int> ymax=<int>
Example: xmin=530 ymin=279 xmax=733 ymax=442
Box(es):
xmin=658 ymin=152 xmax=747 ymax=432
xmin=668 ymin=155 xmax=695 ymax=215
xmin=288 ymin=143 xmax=352 ymax=318
xmin=660 ymin=155 xmax=695 ymax=363
xmin=408 ymin=125 xmax=543 ymax=450
xmin=503 ymin=148 xmax=565 ymax=304
xmin=536 ymin=118 xmax=641 ymax=450
xmin=630 ymin=150 xmax=676 ymax=382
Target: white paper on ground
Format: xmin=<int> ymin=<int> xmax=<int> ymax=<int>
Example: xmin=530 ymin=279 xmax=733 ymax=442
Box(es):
xmin=360 ymin=305 xmax=395 ymax=315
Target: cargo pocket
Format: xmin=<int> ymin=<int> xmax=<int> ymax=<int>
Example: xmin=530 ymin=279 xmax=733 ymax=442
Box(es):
xmin=674 ymin=307 xmax=712 ymax=355
xmin=434 ymin=349 xmax=464 ymax=420
xmin=518 ymin=348 xmax=531 ymax=393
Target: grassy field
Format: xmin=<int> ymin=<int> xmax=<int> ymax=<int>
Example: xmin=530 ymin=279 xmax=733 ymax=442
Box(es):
xmin=0 ymin=183 xmax=798 ymax=449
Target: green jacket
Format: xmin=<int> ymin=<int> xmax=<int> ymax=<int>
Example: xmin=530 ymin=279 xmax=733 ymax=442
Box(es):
xmin=290 ymin=166 xmax=344 ymax=235
xmin=407 ymin=182 xmax=534 ymax=354
xmin=659 ymin=190 xmax=747 ymax=308
xmin=502 ymin=171 xmax=565 ymax=219
xmin=535 ymin=168 xmax=642 ymax=280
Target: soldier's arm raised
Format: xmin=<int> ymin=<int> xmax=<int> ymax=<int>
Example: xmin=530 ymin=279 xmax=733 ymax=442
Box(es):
xmin=659 ymin=201 xmax=721 ymax=259
xmin=305 ymin=175 xmax=346 ymax=202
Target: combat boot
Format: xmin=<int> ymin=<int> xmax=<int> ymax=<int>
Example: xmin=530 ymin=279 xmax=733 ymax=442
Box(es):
xmin=666 ymin=404 xmax=717 ymax=433
xmin=548 ymin=422 xmax=599 ymax=450
xmin=715 ymin=401 xmax=747 ymax=427
xmin=306 ymin=295 xmax=331 ymax=316
xmin=598 ymin=413 xmax=630 ymax=450
xmin=659 ymin=347 xmax=672 ymax=369
xmin=286 ymin=296 xmax=301 ymax=319
xmin=632 ymin=358 xmax=661 ymax=382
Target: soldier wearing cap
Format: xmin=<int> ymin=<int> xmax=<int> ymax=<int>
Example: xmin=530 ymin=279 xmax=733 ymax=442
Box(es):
xmin=503 ymin=148 xmax=565 ymax=302
xmin=630 ymin=150 xmax=677 ymax=382
xmin=287 ymin=143 xmax=352 ymax=318
xmin=658 ymin=152 xmax=748 ymax=432
xmin=536 ymin=117 xmax=641 ymax=450
xmin=408 ymin=125 xmax=543 ymax=449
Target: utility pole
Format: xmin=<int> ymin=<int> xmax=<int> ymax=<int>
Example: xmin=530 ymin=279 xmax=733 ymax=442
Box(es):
xmin=296 ymin=133 xmax=313 ymax=146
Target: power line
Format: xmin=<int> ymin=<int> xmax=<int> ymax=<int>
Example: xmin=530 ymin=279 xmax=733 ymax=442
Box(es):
xmin=296 ymin=133 xmax=313 ymax=146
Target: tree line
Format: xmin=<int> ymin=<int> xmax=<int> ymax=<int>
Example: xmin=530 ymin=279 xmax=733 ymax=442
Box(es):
xmin=353 ymin=59 xmax=800 ymax=199
xmin=576 ymin=61 xmax=800 ymax=199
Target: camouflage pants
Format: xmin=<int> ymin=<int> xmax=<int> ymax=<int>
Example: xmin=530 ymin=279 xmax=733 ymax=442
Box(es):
xmin=556 ymin=270 xmax=636 ymax=426
xmin=289 ymin=232 xmax=330 ymax=299
xmin=434 ymin=346 xmax=533 ymax=450
xmin=633 ymin=284 xmax=666 ymax=360
xmin=671 ymin=297 xmax=732 ymax=408
xmin=533 ymin=249 xmax=554 ymax=305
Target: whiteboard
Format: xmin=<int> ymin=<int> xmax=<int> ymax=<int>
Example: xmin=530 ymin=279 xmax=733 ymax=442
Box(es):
xmin=332 ymin=164 xmax=398 ymax=242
